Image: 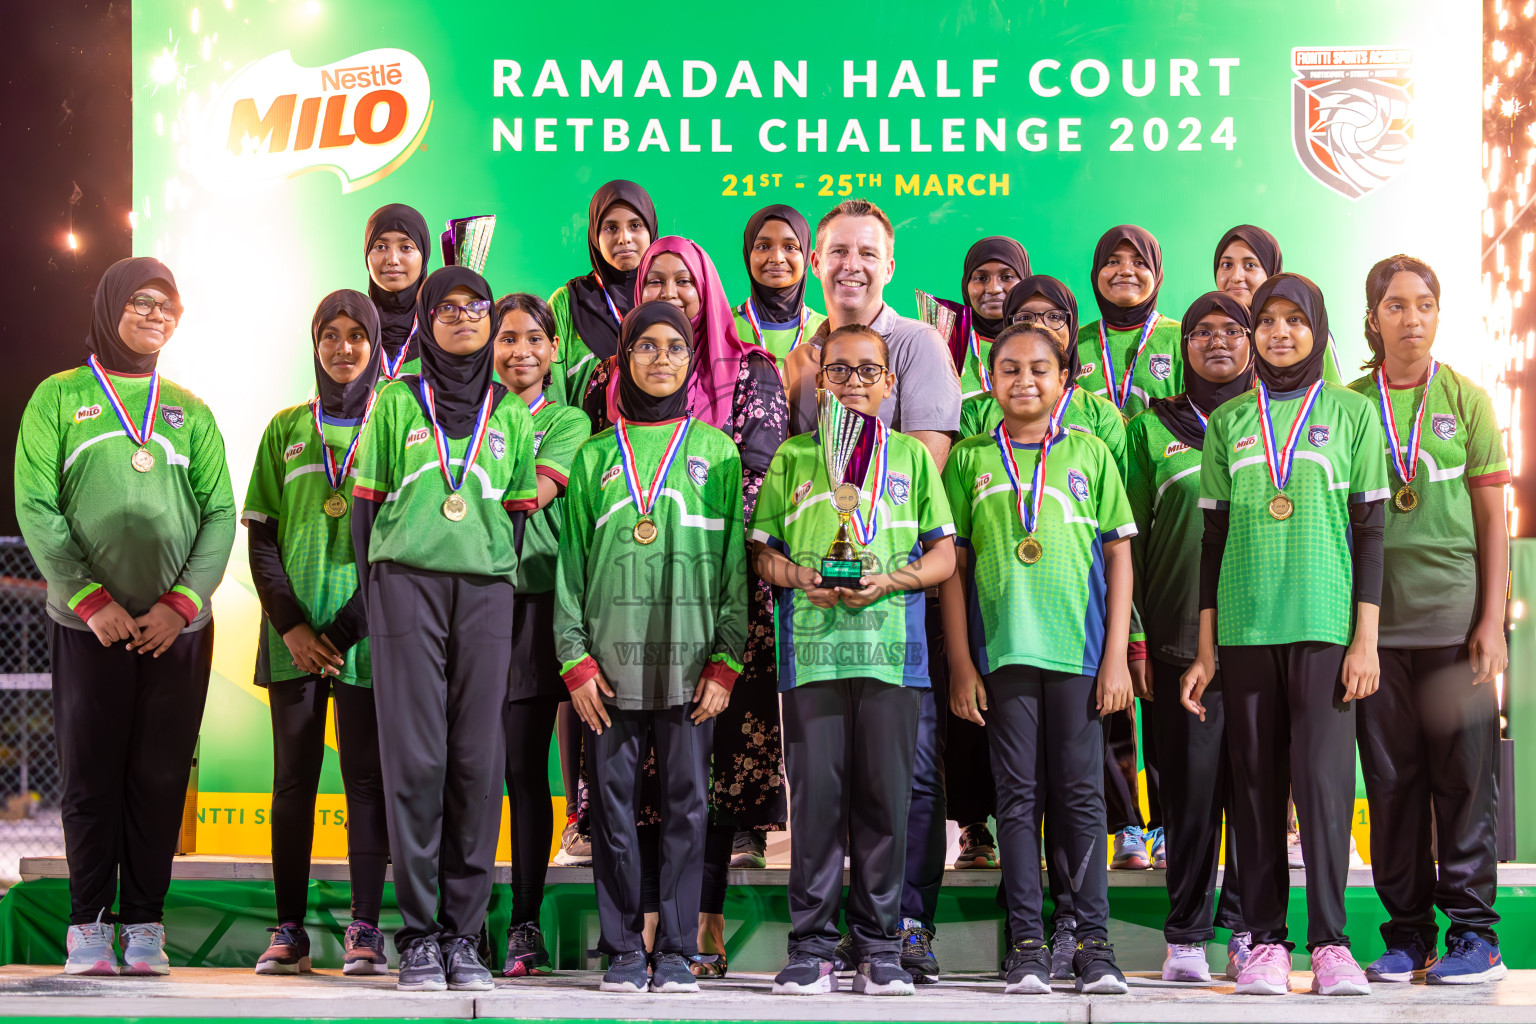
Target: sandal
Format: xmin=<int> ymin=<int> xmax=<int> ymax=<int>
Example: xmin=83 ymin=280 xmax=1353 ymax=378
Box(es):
xmin=688 ymin=952 xmax=727 ymax=978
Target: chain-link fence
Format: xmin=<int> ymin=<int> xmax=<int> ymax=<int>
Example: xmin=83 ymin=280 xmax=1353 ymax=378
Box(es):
xmin=0 ymin=538 xmax=63 ymax=887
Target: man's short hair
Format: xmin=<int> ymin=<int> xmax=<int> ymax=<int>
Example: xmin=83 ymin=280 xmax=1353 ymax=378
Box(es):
xmin=815 ymin=199 xmax=895 ymax=253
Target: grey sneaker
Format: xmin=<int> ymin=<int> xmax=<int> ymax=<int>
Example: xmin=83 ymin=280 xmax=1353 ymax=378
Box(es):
xmin=64 ymin=913 xmax=117 ymax=976
xmin=649 ymin=951 xmax=701 ymax=993
xmin=396 ymin=936 xmax=446 ymax=992
xmin=600 ymin=950 xmax=650 ymax=993
xmin=441 ymin=936 xmax=494 ymax=991
xmin=1050 ymin=916 xmax=1077 ymax=980
xmin=119 ymin=922 xmax=170 ymax=976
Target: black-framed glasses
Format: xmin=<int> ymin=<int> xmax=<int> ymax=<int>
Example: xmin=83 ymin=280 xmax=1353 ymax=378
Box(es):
xmin=433 ymin=300 xmax=492 ymax=323
xmin=1009 ymin=308 xmax=1070 ymax=329
xmin=125 ymin=293 xmax=181 ymax=322
xmin=821 ymin=363 xmax=888 ymax=385
xmin=632 ymin=340 xmax=691 ymax=365
xmin=1186 ymin=326 xmax=1250 ymax=348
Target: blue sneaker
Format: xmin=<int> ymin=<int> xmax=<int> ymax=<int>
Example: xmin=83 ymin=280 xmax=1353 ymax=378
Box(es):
xmin=898 ymin=917 xmax=940 ymax=984
xmin=1110 ymin=827 xmax=1149 ymax=870
xmin=1147 ymin=827 xmax=1167 ymax=870
xmin=1427 ymin=931 xmax=1507 ymax=985
xmin=1365 ymin=936 xmax=1434 ymax=983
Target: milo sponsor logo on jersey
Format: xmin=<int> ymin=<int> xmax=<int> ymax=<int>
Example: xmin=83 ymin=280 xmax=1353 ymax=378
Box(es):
xmin=973 ymin=471 xmax=992 ymax=494
xmin=791 ymin=479 xmax=813 ymax=505
xmin=1164 ymin=440 xmax=1190 ymax=457
xmin=600 ymin=465 xmax=623 ymax=489
xmin=74 ymin=403 xmax=103 ymax=423
xmin=405 ymin=426 xmax=431 ymax=448
xmin=1235 ymin=434 xmax=1258 ymax=452
xmin=1077 ymin=362 xmax=1096 ymax=380
xmin=284 ymin=441 xmax=306 ymax=461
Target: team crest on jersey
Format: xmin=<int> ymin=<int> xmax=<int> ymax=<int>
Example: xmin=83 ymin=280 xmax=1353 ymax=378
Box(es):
xmin=160 ymin=405 xmax=185 ymax=429
xmin=488 ymin=429 xmax=506 ymax=461
xmin=974 ymin=472 xmax=992 ymax=494
xmin=600 ymin=465 xmax=623 ymax=489
xmin=1165 ymin=440 xmax=1190 ymax=457
xmin=405 ymin=426 xmax=431 ymax=448
xmin=792 ymin=479 xmax=813 ymax=505
xmin=1149 ymin=354 xmax=1173 ymax=381
xmin=1235 ymin=434 xmax=1258 ymax=451
xmin=687 ymin=456 xmax=709 ymax=486
xmin=532 ymin=430 xmax=546 ymax=455
xmin=1291 ymin=46 xmax=1414 ymax=201
xmin=1076 ymin=362 xmax=1096 ymax=379
xmin=1432 ymin=414 xmax=1457 ymax=440
xmin=888 ymin=472 xmax=911 ymax=505
xmin=1067 ymin=469 xmax=1090 ymax=502
xmin=74 ymin=404 xmax=102 ymax=423
xmin=1067 ymin=423 xmax=1090 ymax=434
xmin=283 ymin=441 xmax=306 ymax=461
xmin=1308 ymin=425 xmax=1330 ymax=447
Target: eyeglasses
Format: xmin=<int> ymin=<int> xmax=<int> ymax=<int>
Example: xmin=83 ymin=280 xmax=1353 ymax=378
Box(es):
xmin=125 ymin=293 xmax=181 ymax=322
xmin=821 ymin=363 xmax=888 ymax=385
xmin=1186 ymin=326 xmax=1250 ymax=348
xmin=1008 ymin=309 xmax=1070 ymax=329
xmin=432 ymin=300 xmax=492 ymax=323
xmin=632 ymin=341 xmax=691 ymax=365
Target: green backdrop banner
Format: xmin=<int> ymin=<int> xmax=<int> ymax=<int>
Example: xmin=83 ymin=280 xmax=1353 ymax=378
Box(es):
xmin=127 ymin=0 xmax=1481 ymax=853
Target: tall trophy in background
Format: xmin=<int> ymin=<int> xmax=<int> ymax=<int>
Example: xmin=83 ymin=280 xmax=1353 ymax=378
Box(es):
xmin=914 ymin=288 xmax=960 ymax=342
xmin=818 ymin=388 xmax=868 ymax=587
xmin=440 ymin=215 xmax=497 ymax=272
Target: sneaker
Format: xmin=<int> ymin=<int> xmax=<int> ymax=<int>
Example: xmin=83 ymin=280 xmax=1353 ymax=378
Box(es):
xmin=1234 ymin=942 xmax=1292 ymax=995
xmin=831 ymin=932 xmax=855 ymax=972
xmin=441 ymin=935 xmax=494 ymax=991
xmin=898 ymin=917 xmax=940 ymax=984
xmin=1049 ymin=917 xmax=1077 ymax=980
xmin=1349 ymin=835 xmax=1365 ymax=869
xmin=396 ymin=936 xmax=446 ymax=992
xmin=649 ymin=951 xmax=700 ymax=993
xmin=772 ymin=952 xmax=838 ymax=995
xmin=729 ymin=830 xmax=767 ymax=869
xmin=343 ymin=921 xmax=389 ymax=976
xmin=120 ymin=921 xmax=171 ymax=977
xmin=1073 ymin=937 xmax=1127 ymax=994
xmin=1427 ymin=930 xmax=1508 ymax=985
xmin=954 ymin=823 xmax=998 ymax=869
xmin=553 ymin=815 xmax=593 ymax=867
xmin=1226 ymin=931 xmax=1254 ymax=980
xmin=1001 ymin=939 xmax=1051 ymax=994
xmin=255 ymin=922 xmax=311 ymax=976
xmin=1286 ymin=831 xmax=1304 ymax=869
xmin=1148 ymin=827 xmax=1167 ymax=870
xmin=1365 ymin=936 xmax=1435 ymax=983
xmin=64 ymin=912 xmax=118 ymax=976
xmin=599 ymin=950 xmax=649 ymax=993
xmin=1110 ymin=827 xmax=1150 ymax=870
xmin=1309 ymin=944 xmax=1370 ymax=996
xmin=853 ymin=954 xmax=914 ymax=996
xmin=503 ymin=922 xmax=551 ymax=977
xmin=1162 ymin=942 xmax=1211 ymax=982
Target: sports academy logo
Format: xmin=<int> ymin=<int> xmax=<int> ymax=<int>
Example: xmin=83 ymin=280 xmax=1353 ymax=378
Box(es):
xmin=1291 ymin=46 xmax=1414 ymax=201
xmin=193 ymin=48 xmax=432 ymax=194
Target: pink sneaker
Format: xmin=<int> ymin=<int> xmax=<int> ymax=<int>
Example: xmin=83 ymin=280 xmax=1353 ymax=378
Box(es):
xmin=1233 ymin=942 xmax=1292 ymax=995
xmin=1310 ymin=944 xmax=1370 ymax=996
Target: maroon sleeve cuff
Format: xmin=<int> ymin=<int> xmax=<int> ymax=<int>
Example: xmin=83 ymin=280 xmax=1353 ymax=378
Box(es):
xmin=1127 ymin=640 xmax=1148 ymax=662
xmin=561 ymin=655 xmax=601 ymax=692
xmin=1469 ymin=469 xmax=1513 ymax=488
xmin=700 ymin=658 xmax=741 ymax=693
xmin=158 ymin=591 xmax=198 ymax=626
xmin=74 ymin=588 xmax=114 ymax=623
xmin=536 ymin=465 xmax=569 ymax=488
xmin=351 ymin=484 xmax=387 ymax=501
xmin=504 ymin=498 xmax=540 ymax=512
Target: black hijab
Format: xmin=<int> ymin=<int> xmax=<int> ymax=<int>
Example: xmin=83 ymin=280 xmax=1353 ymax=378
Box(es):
xmin=962 ymin=236 xmax=1032 ymax=338
xmin=1002 ymin=275 xmax=1081 ymax=379
xmin=567 ymin=180 xmax=658 ymax=360
xmin=87 ymin=257 xmax=180 ymax=373
xmin=1151 ymin=292 xmax=1254 ymax=450
xmin=1251 ymin=273 xmax=1331 ymax=392
xmin=364 ymin=204 xmax=431 ymax=363
xmin=615 ymin=301 xmax=695 ymax=423
xmin=312 ymin=290 xmax=384 ymax=420
xmin=742 ymin=204 xmax=812 ymax=324
xmin=1212 ymin=224 xmax=1283 ymax=280
xmin=1090 ymin=225 xmax=1164 ymax=330
xmin=412 ymin=267 xmax=502 ymax=438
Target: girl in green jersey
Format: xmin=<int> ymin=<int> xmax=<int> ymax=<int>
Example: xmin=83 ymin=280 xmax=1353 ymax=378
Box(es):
xmin=1077 ymin=225 xmax=1183 ymax=419
xmin=1213 ymin=224 xmax=1341 ymax=384
xmin=364 ymin=204 xmax=431 ymax=381
xmin=734 ymin=204 xmax=827 ymax=365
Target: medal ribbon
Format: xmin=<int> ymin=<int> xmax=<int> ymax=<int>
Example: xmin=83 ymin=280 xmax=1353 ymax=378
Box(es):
xmin=1191 ymin=399 xmax=1210 ymax=433
xmin=309 ymin=390 xmax=378 ymax=492
xmin=602 ymin=289 xmax=624 ymax=328
xmin=615 ymin=416 xmax=691 ymax=517
xmin=1373 ymin=359 xmax=1440 ymax=487
xmin=527 ymin=393 xmax=550 ymax=418
xmin=1255 ymin=379 xmax=1324 ymax=492
xmin=1098 ymin=314 xmax=1159 ymax=410
xmin=848 ymin=419 xmax=891 ymax=546
xmin=969 ymin=324 xmax=992 ymax=392
xmin=742 ymin=300 xmax=808 ymax=353
xmin=87 ymin=354 xmax=159 ymax=449
xmin=418 ymin=379 xmax=495 ymax=494
xmin=993 ymin=387 xmax=1072 ymax=535
xmin=380 ymin=318 xmax=418 ymax=380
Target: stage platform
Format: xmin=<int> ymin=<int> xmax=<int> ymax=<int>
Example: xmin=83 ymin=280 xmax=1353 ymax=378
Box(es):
xmin=1 ymin=964 xmax=1536 ymax=1023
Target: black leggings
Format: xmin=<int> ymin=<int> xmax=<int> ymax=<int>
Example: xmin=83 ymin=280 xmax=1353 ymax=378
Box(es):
xmin=503 ymin=694 xmax=563 ymax=925
xmin=268 ymin=675 xmax=387 ymax=925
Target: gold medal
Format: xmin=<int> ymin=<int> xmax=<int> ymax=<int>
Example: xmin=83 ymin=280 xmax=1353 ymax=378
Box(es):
xmin=1268 ymin=493 xmax=1294 ymax=520
xmin=323 ymin=492 xmax=348 ymax=518
xmin=633 ymin=517 xmax=658 ymax=545
xmin=442 ymin=493 xmax=468 ymax=521
xmin=1016 ymin=536 xmax=1044 ymax=564
xmin=130 ymin=446 xmax=155 ymax=473
xmin=832 ymin=482 xmax=861 ymax=512
xmin=1393 ymin=484 xmax=1418 ymax=513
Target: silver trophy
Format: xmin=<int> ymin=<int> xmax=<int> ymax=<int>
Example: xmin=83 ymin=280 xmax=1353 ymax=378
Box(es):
xmin=915 ymin=288 xmax=958 ymax=341
xmin=817 ymin=388 xmax=867 ymax=587
xmin=440 ymin=215 xmax=497 ymax=273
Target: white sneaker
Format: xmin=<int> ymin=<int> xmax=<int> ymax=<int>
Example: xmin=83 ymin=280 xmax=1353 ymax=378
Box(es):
xmin=64 ymin=912 xmax=117 ymax=976
xmin=120 ymin=922 xmax=170 ymax=976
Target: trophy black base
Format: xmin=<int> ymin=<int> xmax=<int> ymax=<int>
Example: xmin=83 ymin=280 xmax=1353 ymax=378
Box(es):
xmin=819 ymin=557 xmax=866 ymax=588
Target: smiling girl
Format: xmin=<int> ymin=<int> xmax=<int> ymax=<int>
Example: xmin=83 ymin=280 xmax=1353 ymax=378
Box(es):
xmin=364 ymin=204 xmax=431 ymax=382
xmin=1078 ymin=225 xmax=1183 ymax=418
xmin=734 ymin=205 xmax=827 ymax=364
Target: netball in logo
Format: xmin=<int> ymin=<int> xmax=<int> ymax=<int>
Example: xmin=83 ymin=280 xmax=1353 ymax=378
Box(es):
xmin=1291 ymin=46 xmax=1414 ymax=201
xmin=192 ymin=48 xmax=432 ymax=194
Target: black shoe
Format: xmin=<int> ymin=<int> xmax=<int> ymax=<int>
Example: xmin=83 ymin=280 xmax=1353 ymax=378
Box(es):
xmin=649 ymin=951 xmax=700 ymax=993
xmin=853 ymin=954 xmax=914 ymax=996
xmin=1050 ymin=916 xmax=1077 ymax=980
xmin=396 ymin=936 xmax=446 ymax=992
xmin=898 ymin=917 xmax=940 ymax=984
xmin=599 ymin=950 xmax=649 ymax=993
xmin=772 ymin=952 xmax=838 ymax=995
xmin=1002 ymin=938 xmax=1052 ymax=994
xmin=954 ymin=822 xmax=998 ymax=868
xmin=441 ymin=935 xmax=494 ymax=991
xmin=831 ymin=932 xmax=855 ymax=972
xmin=729 ymin=829 xmax=768 ymax=869
xmin=1073 ymin=937 xmax=1128 ymax=994
xmin=503 ymin=922 xmax=551 ymax=977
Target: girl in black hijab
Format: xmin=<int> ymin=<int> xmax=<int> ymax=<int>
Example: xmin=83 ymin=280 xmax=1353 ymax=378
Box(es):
xmin=364 ymin=204 xmax=431 ymax=380
xmin=1212 ymin=225 xmax=1282 ymax=309
xmin=84 ymin=257 xmax=180 ymax=373
xmin=549 ymin=181 xmax=658 ymax=409
xmin=1079 ymin=225 xmax=1184 ymax=418
xmin=1151 ymin=292 xmax=1255 ymax=448
xmin=954 ymin=237 xmax=1032 ymax=398
xmin=733 ymin=204 xmax=827 ymax=363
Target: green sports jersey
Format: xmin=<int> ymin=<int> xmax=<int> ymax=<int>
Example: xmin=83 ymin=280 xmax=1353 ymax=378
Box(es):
xmin=547 ymin=285 xmax=604 ymax=410
xmin=1126 ymin=409 xmax=1210 ymax=663
xmin=957 ymin=333 xmax=998 ymax=401
xmin=732 ymin=302 xmax=827 ymax=366
xmin=377 ymin=357 xmax=421 ymax=387
xmin=1076 ymin=314 xmax=1184 ymax=419
xmin=1199 ymin=383 xmax=1390 ymax=646
xmin=517 ymin=398 xmax=592 ymax=594
xmin=958 ymin=388 xmax=1128 ymax=472
xmin=350 ymin=379 xmax=539 ymax=584
xmin=750 ymin=430 xmax=955 ymax=690
xmin=242 ymin=405 xmax=372 ymax=686
xmin=15 ymin=365 xmax=235 ymax=631
xmin=944 ymin=428 xmax=1136 ymax=676
xmin=554 ymin=419 xmax=749 ymax=710
xmin=1346 ymin=365 xmax=1510 ymax=647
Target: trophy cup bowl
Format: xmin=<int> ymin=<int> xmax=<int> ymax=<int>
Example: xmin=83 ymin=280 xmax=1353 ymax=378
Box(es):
xmin=817 ymin=389 xmax=869 ymax=588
